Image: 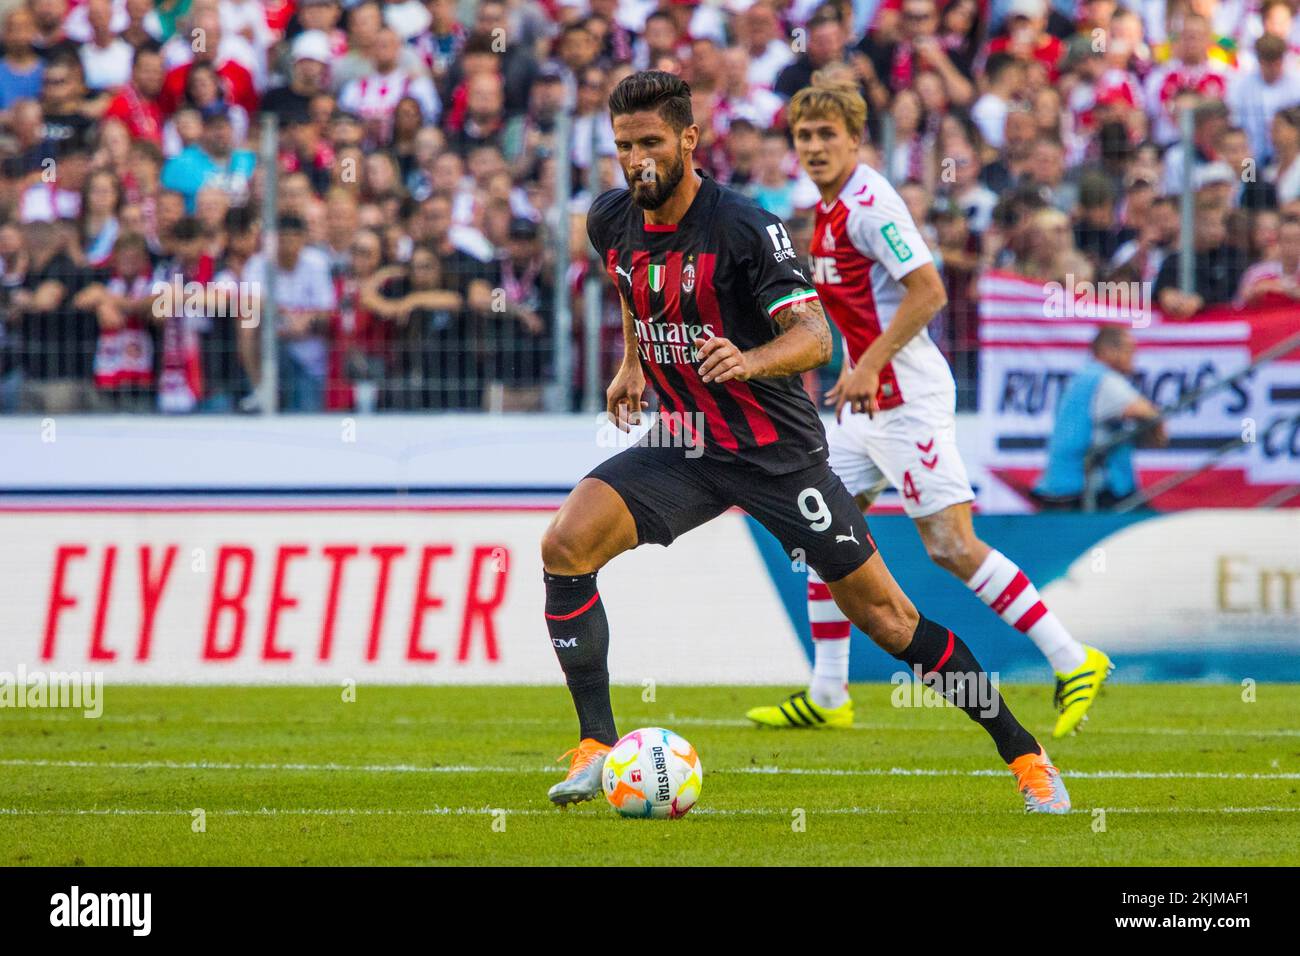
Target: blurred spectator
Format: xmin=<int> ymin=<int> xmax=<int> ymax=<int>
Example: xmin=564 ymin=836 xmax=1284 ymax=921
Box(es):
xmin=739 ymin=1 xmax=794 ymax=89
xmin=1073 ymin=172 xmax=1135 ymax=271
xmin=261 ymin=30 xmax=331 ymax=123
xmin=776 ymin=7 xmax=851 ymax=100
xmin=338 ymin=26 xmax=439 ymax=146
xmin=80 ymin=231 xmax=155 ymax=411
xmin=18 ymin=135 xmax=85 ymax=222
xmin=158 ymin=6 xmax=258 ymax=117
xmin=1235 ymin=213 xmax=1300 ymax=307
xmin=1033 ymin=325 xmax=1167 ymax=510
xmin=79 ymin=0 xmax=133 ymax=91
xmin=103 ymin=46 xmax=165 ymax=146
xmin=1154 ymin=198 xmax=1251 ymax=316
xmin=971 ymin=52 xmax=1025 ymax=150
xmin=244 ymin=213 xmax=335 ymax=411
xmin=1267 ymin=106 xmax=1300 ymax=204
xmin=1229 ymin=34 xmax=1300 ymax=162
xmin=161 ymin=108 xmax=256 ymax=211
xmin=8 ymin=219 xmax=100 ymax=412
xmin=361 ymin=239 xmax=469 ymax=409
xmin=1215 ymin=124 xmax=1276 ymax=210
xmin=1143 ymin=13 xmax=1229 ymax=145
xmin=0 ymin=7 xmax=44 ymax=114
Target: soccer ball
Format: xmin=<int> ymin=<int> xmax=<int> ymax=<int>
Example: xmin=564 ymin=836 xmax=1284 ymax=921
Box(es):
xmin=602 ymin=727 xmax=703 ymax=819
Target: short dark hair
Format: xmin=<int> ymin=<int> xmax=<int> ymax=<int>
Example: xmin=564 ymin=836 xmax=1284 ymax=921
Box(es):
xmin=1091 ymin=324 xmax=1130 ymax=355
xmin=608 ymin=70 xmax=693 ymax=132
xmin=171 ymin=217 xmax=202 ymax=242
xmin=985 ymin=51 xmax=1020 ymax=83
xmin=224 ymin=205 xmax=256 ymax=234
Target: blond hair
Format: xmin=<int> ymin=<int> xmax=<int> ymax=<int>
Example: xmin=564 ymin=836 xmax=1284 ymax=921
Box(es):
xmin=788 ymin=71 xmax=867 ymax=141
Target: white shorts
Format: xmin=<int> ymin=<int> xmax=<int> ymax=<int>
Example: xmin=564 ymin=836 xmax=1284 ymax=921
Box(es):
xmin=827 ymin=389 xmax=974 ymax=519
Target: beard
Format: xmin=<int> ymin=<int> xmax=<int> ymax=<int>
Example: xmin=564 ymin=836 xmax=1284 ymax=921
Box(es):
xmin=626 ymin=152 xmax=686 ymax=210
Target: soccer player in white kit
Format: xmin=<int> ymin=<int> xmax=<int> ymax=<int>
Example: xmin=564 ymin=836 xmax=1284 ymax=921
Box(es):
xmin=745 ymin=76 xmax=1112 ymax=739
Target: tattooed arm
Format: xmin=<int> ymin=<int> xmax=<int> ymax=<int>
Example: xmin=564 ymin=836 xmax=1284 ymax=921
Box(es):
xmin=695 ymin=297 xmax=832 ymax=384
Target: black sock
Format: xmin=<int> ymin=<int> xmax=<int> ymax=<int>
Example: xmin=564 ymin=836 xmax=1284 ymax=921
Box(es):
xmin=544 ymin=571 xmax=618 ymax=746
xmin=893 ymin=615 xmax=1039 ymax=763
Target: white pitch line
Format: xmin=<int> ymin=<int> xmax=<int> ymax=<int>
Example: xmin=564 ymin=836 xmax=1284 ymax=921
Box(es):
xmin=2 ymin=757 xmax=1298 ymax=781
xmin=6 ymin=712 xmax=1299 ymax=739
xmin=1 ymin=805 xmax=1298 ymax=818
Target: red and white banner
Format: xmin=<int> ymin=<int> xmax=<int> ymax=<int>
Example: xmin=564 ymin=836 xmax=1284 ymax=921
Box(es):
xmin=0 ymin=507 xmax=806 ymax=684
xmin=977 ymin=270 xmax=1300 ymax=510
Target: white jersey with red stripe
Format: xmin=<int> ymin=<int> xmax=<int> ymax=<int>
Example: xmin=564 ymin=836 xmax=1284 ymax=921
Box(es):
xmin=810 ymin=163 xmax=952 ymax=410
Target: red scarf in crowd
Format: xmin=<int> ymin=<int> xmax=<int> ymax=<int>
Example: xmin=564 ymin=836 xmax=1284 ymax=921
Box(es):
xmin=93 ymin=270 xmax=156 ymax=390
xmin=158 ymin=254 xmax=214 ymax=412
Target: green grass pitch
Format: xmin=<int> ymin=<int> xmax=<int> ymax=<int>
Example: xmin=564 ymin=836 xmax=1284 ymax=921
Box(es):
xmin=2 ymin=683 xmax=1297 ymax=866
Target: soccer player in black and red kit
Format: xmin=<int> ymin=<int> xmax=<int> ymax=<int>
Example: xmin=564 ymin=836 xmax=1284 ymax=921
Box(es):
xmin=542 ymin=71 xmax=1071 ymax=814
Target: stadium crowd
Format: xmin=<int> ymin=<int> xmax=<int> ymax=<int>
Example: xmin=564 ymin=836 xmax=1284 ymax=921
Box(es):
xmin=0 ymin=0 xmax=1298 ymax=414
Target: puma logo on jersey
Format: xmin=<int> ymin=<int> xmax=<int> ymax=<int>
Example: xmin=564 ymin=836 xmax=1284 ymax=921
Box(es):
xmin=835 ymin=527 xmax=859 ymax=545
xmin=614 ymin=265 xmax=633 ymax=283
xmin=812 ymin=256 xmax=842 ymax=284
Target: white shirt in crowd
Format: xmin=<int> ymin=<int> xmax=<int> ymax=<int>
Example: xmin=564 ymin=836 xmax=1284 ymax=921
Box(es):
xmin=242 ymin=246 xmax=336 ymax=377
xmin=1227 ymin=66 xmax=1300 ymax=162
xmin=747 ymin=38 xmax=795 ymax=91
xmin=339 ymin=69 xmax=441 ymax=125
xmin=19 ymin=183 xmax=81 ymax=223
xmin=971 ymin=93 xmax=1011 ymax=150
xmin=80 ymin=38 xmax=135 ymax=90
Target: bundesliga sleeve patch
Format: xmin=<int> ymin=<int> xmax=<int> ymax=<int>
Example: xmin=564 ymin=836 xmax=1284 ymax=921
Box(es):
xmin=880 ymin=222 xmax=914 ymax=263
xmin=766 ymin=288 xmax=819 ymax=316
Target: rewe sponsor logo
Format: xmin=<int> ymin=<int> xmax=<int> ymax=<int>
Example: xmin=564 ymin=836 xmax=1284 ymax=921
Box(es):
xmin=0 ymin=665 xmax=102 ymax=718
xmin=50 ymin=886 xmax=151 ymax=936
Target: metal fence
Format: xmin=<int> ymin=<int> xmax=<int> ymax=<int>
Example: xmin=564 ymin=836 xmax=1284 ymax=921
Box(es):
xmin=2 ymin=108 xmax=1202 ymax=418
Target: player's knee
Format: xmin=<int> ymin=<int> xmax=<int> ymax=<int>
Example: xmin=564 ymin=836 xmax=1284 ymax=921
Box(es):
xmin=540 ymin=520 xmax=597 ymax=576
xmin=923 ymin=530 xmax=981 ymax=577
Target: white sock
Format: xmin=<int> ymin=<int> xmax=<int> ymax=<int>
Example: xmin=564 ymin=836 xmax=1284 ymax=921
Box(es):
xmin=966 ymin=549 xmax=1086 ymax=674
xmin=807 ymin=569 xmax=851 ymax=708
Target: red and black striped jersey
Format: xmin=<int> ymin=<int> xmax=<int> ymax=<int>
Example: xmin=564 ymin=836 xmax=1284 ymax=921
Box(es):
xmin=587 ymin=173 xmax=828 ymax=475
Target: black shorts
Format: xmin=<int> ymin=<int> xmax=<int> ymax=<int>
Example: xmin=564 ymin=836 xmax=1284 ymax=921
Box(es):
xmin=587 ymin=443 xmax=877 ymax=583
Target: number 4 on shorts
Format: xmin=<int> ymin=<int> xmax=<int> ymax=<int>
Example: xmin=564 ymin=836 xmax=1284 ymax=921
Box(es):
xmin=902 ymin=471 xmax=921 ymax=506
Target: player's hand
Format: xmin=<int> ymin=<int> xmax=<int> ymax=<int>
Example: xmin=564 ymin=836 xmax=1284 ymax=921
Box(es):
xmin=829 ymin=363 xmax=880 ymax=421
xmin=606 ymin=361 xmax=648 ymax=431
xmin=694 ymin=336 xmax=750 ymax=384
